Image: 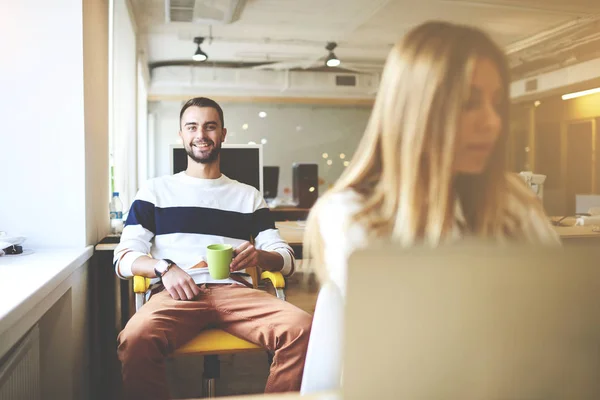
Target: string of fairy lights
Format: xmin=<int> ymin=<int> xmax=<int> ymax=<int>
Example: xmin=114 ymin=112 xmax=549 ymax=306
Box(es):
xmin=322 ymin=152 xmax=350 ymax=167
xmin=235 ymin=111 xmax=352 ymax=169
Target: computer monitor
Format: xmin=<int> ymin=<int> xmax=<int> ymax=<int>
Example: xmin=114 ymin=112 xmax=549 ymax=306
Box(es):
xmin=263 ymin=166 xmax=279 ymax=200
xmin=293 ymin=163 xmax=318 ymax=208
xmin=170 ymin=144 xmax=263 ymax=193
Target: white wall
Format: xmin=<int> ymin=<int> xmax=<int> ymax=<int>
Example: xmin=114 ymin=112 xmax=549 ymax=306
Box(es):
xmin=149 ymin=101 xmax=372 ymax=198
xmin=0 ymin=0 xmax=88 ymax=248
xmin=0 ymin=1 xmax=107 ymax=398
xmin=0 ymin=0 xmax=109 ymax=248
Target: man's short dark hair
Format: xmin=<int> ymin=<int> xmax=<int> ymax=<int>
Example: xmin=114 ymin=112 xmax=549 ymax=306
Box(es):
xmin=179 ymin=97 xmax=225 ymax=129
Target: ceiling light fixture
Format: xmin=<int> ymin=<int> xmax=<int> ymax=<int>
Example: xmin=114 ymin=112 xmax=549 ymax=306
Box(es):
xmin=325 ymin=42 xmax=340 ymax=67
xmin=192 ymin=37 xmax=208 ymax=62
xmin=562 ymin=87 xmax=600 ymax=100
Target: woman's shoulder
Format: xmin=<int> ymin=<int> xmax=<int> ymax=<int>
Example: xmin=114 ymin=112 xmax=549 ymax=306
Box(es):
xmin=313 ymin=189 xmax=367 ymax=243
xmin=315 ymin=189 xmax=364 ymax=223
xmin=313 ymin=189 xmax=368 ymax=294
xmin=319 ymin=189 xmax=363 ymax=206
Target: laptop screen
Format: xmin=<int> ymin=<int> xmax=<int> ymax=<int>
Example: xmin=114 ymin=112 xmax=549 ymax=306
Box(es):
xmin=343 ymin=243 xmax=600 ymax=399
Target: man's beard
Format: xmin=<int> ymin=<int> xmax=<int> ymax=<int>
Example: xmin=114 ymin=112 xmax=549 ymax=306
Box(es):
xmin=185 ymin=140 xmax=221 ymax=164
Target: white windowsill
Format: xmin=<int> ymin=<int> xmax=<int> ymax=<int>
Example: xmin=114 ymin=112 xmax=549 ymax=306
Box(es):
xmin=0 ymin=247 xmax=94 ymax=358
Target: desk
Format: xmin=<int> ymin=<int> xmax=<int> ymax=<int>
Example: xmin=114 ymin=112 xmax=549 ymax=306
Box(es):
xmin=283 ymin=219 xmax=600 ymax=243
xmin=95 ymin=221 xmax=306 ymax=250
xmin=280 ymin=219 xmax=600 ymax=244
xmin=551 ymin=217 xmax=600 ymax=242
xmin=184 ymin=391 xmax=339 ymax=400
xmin=274 ymin=221 xmax=305 ymax=246
xmin=275 ymin=221 xmax=305 ymax=259
xmin=95 ymin=221 xmax=600 ymax=250
xmin=554 ymin=225 xmax=600 ymax=239
xmin=96 ymin=219 xmax=600 ymax=251
xmin=269 ymin=207 xmax=311 ymax=222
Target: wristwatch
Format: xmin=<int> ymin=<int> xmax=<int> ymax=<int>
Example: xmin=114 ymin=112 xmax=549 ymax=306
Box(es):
xmin=154 ymin=259 xmax=175 ymax=279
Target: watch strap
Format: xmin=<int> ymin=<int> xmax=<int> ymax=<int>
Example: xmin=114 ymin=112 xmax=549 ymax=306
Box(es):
xmin=154 ymin=259 xmax=175 ymax=279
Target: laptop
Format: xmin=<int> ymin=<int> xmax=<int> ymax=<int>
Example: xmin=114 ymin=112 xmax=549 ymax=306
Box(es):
xmin=343 ymin=242 xmax=600 ymax=399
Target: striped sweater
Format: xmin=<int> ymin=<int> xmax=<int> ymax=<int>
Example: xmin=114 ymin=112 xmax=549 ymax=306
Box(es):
xmin=113 ymin=172 xmax=294 ymax=285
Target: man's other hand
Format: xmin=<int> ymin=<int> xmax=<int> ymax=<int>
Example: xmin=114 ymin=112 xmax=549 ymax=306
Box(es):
xmin=230 ymin=241 xmax=260 ymax=272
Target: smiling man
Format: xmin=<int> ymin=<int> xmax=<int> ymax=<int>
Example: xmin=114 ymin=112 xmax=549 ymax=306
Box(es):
xmin=114 ymin=97 xmax=311 ymax=400
xmin=182 ymin=105 xmax=223 ymax=165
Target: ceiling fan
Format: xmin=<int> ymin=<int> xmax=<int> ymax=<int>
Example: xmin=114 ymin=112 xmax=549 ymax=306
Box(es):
xmin=251 ymin=42 xmax=382 ymax=74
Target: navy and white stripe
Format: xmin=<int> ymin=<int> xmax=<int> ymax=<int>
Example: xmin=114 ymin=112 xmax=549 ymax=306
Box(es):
xmin=114 ymin=172 xmax=294 ymax=284
xmin=126 ymin=200 xmax=275 ymax=241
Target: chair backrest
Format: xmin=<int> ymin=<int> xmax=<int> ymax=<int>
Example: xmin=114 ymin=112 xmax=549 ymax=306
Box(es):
xmin=300 ymin=281 xmax=345 ymax=394
xmin=343 ymin=242 xmax=600 ymax=399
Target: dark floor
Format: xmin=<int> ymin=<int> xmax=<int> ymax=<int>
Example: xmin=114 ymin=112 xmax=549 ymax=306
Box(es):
xmin=166 ymin=277 xmax=319 ymax=399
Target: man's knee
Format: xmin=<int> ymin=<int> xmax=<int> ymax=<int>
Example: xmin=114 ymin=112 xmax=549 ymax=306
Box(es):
xmin=118 ymin=317 xmax=168 ymax=362
xmin=287 ymin=310 xmax=313 ymax=344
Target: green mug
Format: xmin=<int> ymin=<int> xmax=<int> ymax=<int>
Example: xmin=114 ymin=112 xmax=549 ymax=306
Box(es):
xmin=207 ymin=244 xmax=233 ymax=279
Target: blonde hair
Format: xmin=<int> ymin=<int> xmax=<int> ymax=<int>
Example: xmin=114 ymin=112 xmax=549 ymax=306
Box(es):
xmin=304 ymin=21 xmax=544 ymax=282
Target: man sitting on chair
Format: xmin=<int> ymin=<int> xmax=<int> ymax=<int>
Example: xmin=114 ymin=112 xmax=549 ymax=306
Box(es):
xmin=114 ymin=97 xmax=312 ymax=400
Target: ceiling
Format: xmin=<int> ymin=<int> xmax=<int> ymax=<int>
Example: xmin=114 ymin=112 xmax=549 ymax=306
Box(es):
xmin=132 ymin=0 xmax=600 ymax=78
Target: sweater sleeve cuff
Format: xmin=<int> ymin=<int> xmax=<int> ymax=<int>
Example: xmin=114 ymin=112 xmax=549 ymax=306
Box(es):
xmin=115 ymin=251 xmax=147 ymax=279
xmin=273 ymin=248 xmax=294 ymax=277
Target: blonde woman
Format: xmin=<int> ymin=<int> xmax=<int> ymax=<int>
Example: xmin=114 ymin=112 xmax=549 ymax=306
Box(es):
xmin=304 ymin=21 xmax=560 ymax=295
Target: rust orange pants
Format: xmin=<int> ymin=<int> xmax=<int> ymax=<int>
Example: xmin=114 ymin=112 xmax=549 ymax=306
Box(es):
xmin=117 ymin=284 xmax=312 ymax=400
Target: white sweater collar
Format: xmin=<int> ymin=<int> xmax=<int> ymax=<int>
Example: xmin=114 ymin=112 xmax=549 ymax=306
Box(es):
xmin=175 ymin=171 xmax=231 ymax=187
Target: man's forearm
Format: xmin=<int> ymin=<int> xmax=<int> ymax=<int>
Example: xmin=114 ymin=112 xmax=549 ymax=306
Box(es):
xmin=131 ymin=255 xmax=160 ymax=278
xmin=257 ymin=250 xmax=284 ymax=272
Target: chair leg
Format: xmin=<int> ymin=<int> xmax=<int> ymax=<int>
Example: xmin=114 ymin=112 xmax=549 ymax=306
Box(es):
xmin=275 ymin=288 xmax=286 ymax=301
xmin=202 ymin=355 xmax=220 ymax=398
xmin=202 ymin=378 xmax=216 ymax=398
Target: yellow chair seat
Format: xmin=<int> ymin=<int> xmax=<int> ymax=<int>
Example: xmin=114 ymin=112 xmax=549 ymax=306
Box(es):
xmin=174 ymin=329 xmax=262 ymax=356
